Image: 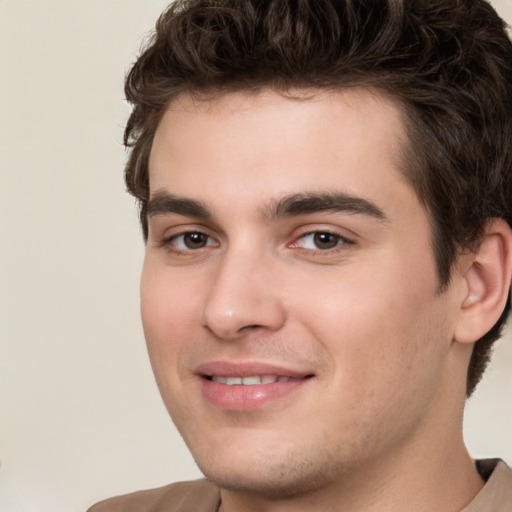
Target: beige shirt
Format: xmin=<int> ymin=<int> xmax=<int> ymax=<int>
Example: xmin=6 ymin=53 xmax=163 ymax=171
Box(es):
xmin=463 ymin=460 xmax=512 ymax=511
xmin=87 ymin=459 xmax=512 ymax=511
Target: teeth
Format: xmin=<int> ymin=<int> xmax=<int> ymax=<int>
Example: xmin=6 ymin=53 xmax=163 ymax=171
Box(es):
xmin=242 ymin=376 xmax=261 ymax=385
xmin=210 ymin=375 xmax=286 ymax=385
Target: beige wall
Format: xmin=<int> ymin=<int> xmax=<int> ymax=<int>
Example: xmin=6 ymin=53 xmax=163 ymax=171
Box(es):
xmin=0 ymin=1 xmax=511 ymax=511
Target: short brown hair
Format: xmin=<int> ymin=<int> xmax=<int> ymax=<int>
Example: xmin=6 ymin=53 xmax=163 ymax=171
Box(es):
xmin=124 ymin=0 xmax=512 ymax=396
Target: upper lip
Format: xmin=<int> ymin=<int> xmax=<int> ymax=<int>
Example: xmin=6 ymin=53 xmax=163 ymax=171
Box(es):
xmin=195 ymin=360 xmax=314 ymax=379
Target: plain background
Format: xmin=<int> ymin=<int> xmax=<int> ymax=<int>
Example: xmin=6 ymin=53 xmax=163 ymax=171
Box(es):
xmin=0 ymin=1 xmax=511 ymax=511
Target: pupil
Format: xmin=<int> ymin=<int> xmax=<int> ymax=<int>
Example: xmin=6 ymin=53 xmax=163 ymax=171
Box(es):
xmin=185 ymin=232 xmax=206 ymax=248
xmin=314 ymin=232 xmax=338 ymax=249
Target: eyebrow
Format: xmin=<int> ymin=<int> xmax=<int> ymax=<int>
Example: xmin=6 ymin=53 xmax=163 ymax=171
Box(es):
xmin=263 ymin=192 xmax=387 ymax=222
xmin=147 ymin=190 xmax=387 ymax=222
xmin=147 ymin=191 xmax=211 ymax=219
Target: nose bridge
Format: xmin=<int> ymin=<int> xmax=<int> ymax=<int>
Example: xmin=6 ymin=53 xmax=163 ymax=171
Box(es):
xmin=201 ymin=244 xmax=285 ymax=340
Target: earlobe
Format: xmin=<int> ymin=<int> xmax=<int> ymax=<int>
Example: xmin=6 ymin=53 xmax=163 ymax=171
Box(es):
xmin=454 ymin=219 xmax=512 ymax=344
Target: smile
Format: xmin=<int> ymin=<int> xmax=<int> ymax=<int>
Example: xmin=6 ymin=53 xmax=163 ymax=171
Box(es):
xmin=207 ymin=375 xmax=300 ymax=385
xmin=199 ymin=365 xmax=314 ymax=410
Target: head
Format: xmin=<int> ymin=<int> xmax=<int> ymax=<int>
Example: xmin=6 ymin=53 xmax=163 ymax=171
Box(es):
xmin=125 ymin=0 xmax=512 ymax=397
xmin=127 ymin=1 xmax=512 ymax=500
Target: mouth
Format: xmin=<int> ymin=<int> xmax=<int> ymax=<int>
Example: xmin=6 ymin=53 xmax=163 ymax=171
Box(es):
xmin=197 ymin=363 xmax=314 ymax=411
xmin=206 ymin=375 xmax=307 ymax=385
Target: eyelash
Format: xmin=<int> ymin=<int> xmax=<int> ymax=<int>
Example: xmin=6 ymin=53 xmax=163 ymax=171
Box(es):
xmin=161 ymin=231 xmax=218 ymax=252
xmin=289 ymin=230 xmax=353 ymax=252
xmin=160 ymin=229 xmax=353 ymax=255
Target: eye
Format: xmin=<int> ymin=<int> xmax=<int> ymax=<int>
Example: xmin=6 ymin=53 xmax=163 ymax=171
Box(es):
xmin=167 ymin=232 xmax=218 ymax=250
xmin=294 ymin=231 xmax=349 ymax=251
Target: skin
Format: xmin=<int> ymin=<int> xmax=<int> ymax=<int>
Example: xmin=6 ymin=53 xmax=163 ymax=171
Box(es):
xmin=142 ymin=88 xmax=485 ymax=511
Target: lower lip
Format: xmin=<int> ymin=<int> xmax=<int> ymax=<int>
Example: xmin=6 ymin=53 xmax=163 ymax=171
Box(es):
xmin=200 ymin=378 xmax=309 ymax=411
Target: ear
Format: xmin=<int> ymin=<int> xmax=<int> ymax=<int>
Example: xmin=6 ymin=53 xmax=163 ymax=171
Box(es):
xmin=454 ymin=219 xmax=512 ymax=344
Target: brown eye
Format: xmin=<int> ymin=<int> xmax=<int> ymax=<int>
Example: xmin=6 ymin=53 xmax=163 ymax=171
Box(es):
xmin=312 ymin=232 xmax=340 ymax=249
xmin=168 ymin=232 xmax=218 ymax=251
xmin=292 ymin=231 xmax=351 ymax=252
xmin=183 ymin=232 xmax=209 ymax=249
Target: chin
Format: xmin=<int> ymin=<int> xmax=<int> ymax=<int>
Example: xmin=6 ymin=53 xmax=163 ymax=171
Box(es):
xmin=192 ymin=445 xmax=344 ymax=499
xmin=202 ymin=468 xmax=321 ymax=498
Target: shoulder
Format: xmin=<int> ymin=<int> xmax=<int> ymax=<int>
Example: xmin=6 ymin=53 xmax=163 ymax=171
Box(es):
xmin=464 ymin=459 xmax=512 ymax=511
xmin=87 ymin=478 xmax=220 ymax=512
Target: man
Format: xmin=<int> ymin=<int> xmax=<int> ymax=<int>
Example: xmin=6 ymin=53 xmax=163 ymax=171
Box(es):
xmin=89 ymin=0 xmax=512 ymax=510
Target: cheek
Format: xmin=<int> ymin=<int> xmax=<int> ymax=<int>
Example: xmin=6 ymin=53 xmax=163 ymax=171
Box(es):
xmin=299 ymin=283 xmax=451 ymax=453
xmin=140 ymin=264 xmax=206 ymax=425
xmin=140 ymin=264 xmax=200 ymax=375
xmin=291 ymin=253 xmax=446 ymax=392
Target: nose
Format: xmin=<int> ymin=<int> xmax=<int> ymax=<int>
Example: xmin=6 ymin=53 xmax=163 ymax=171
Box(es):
xmin=201 ymin=250 xmax=286 ymax=340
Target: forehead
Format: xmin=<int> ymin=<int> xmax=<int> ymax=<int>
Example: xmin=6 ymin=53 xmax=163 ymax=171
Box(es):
xmin=148 ymin=87 xmax=414 ymax=209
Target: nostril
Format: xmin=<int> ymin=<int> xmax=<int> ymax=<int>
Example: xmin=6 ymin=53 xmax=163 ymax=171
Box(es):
xmin=201 ymin=283 xmax=287 ymax=340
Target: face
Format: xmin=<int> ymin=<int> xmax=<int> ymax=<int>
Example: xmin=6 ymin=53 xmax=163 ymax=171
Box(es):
xmin=142 ymin=89 xmax=464 ymax=496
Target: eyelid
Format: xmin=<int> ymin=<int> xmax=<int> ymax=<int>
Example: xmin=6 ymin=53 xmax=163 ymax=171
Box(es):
xmin=148 ymin=214 xmax=218 ymax=238
xmin=288 ymin=228 xmax=355 ymax=252
xmin=168 ymin=232 xmax=219 ymax=250
xmin=156 ymin=224 xmax=220 ymax=253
